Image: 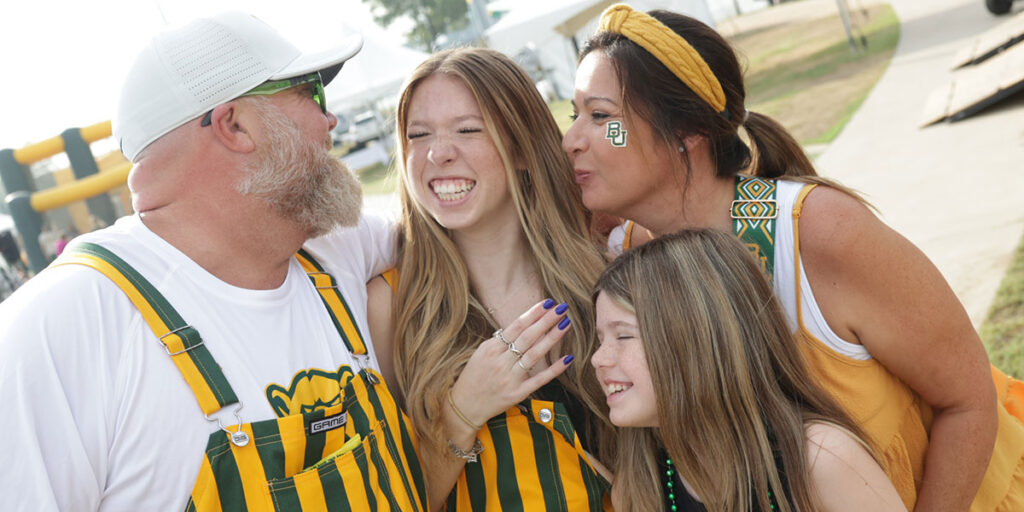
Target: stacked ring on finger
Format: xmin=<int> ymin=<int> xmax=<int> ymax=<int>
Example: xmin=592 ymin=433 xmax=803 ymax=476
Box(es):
xmin=516 ymin=358 xmax=531 ymax=372
xmin=494 ymin=328 xmax=511 ymax=347
xmin=508 ymin=341 xmax=524 ymax=359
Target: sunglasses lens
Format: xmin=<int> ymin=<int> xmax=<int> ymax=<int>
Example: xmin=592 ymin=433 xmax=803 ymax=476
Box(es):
xmin=314 ymin=81 xmax=326 ymax=113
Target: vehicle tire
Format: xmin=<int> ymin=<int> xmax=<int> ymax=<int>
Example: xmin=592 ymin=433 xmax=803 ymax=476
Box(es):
xmin=986 ymin=0 xmax=1013 ymax=15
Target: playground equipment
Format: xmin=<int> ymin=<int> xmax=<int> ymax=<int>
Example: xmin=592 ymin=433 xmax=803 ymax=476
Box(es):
xmin=1 ymin=121 xmax=130 ymax=274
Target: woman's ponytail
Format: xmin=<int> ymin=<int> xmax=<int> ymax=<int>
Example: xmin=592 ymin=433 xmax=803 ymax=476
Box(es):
xmin=743 ymin=111 xmax=817 ymax=178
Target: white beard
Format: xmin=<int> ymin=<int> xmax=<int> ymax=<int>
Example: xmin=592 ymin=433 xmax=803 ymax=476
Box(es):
xmin=238 ymin=101 xmax=363 ymax=237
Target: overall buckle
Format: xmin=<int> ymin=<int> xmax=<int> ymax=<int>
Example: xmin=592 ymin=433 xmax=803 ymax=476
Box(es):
xmin=205 ymin=403 xmax=249 ymax=447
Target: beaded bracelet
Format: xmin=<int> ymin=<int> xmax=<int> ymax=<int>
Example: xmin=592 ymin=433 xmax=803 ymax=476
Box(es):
xmin=447 ymin=388 xmax=483 ymax=431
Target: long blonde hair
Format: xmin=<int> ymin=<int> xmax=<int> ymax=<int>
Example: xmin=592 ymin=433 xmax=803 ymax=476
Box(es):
xmin=595 ymin=229 xmax=872 ymax=512
xmin=392 ymin=48 xmax=612 ymax=461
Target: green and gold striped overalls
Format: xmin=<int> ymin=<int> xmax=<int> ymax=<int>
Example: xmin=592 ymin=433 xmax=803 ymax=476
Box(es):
xmin=57 ymin=243 xmax=427 ymax=511
xmin=378 ymin=270 xmax=611 ymax=511
xmin=446 ymin=399 xmax=612 ymax=511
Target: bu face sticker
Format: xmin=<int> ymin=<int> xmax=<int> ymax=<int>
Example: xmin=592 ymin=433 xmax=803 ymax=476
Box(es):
xmin=605 ymin=121 xmax=627 ymax=147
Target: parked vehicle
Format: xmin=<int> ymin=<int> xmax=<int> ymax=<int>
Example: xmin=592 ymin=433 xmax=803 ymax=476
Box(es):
xmin=330 ymin=112 xmax=351 ymax=147
xmin=986 ymin=0 xmax=1016 ymax=14
xmin=342 ymin=111 xmax=389 ymax=151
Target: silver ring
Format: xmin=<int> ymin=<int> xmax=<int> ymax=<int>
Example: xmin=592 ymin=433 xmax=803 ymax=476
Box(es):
xmin=494 ymin=328 xmax=511 ymax=346
xmin=516 ymin=358 xmax=531 ymax=372
xmin=508 ymin=341 xmax=523 ymax=358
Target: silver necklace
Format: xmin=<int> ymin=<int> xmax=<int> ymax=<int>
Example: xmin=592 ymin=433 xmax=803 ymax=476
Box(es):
xmin=480 ymin=270 xmax=540 ymax=317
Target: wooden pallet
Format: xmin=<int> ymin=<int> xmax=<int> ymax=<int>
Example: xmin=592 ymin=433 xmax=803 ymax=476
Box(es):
xmin=951 ymin=9 xmax=1024 ymax=68
xmin=922 ymin=40 xmax=1024 ymax=126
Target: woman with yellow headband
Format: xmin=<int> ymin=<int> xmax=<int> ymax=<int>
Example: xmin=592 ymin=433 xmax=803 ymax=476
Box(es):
xmin=563 ymin=4 xmax=1024 ymax=512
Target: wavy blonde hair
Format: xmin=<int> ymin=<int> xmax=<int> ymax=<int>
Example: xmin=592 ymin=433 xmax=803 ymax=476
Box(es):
xmin=391 ymin=48 xmax=613 ymax=461
xmin=595 ymin=229 xmax=873 ymax=512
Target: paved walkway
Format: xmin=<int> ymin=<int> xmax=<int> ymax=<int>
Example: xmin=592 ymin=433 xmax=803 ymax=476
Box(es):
xmin=814 ymin=0 xmax=1024 ymax=326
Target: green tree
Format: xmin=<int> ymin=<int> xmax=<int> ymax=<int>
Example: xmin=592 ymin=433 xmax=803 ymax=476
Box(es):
xmin=362 ymin=0 xmax=469 ymax=50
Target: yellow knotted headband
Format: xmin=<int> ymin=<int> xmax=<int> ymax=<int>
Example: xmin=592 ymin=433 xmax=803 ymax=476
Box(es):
xmin=598 ymin=3 xmax=727 ymax=114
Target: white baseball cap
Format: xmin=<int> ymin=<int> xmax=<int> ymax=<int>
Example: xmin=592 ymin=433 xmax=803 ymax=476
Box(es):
xmin=114 ymin=11 xmax=363 ymax=161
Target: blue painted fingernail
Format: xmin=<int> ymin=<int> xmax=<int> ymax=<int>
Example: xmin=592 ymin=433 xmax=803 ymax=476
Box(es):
xmin=542 ymin=299 xmax=556 ymax=309
xmin=555 ymin=302 xmax=569 ymax=315
xmin=563 ymin=355 xmax=575 ymax=365
xmin=558 ymin=316 xmax=572 ymax=330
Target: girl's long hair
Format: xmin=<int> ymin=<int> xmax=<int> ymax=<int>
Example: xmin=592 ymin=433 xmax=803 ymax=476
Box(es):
xmin=392 ymin=47 xmax=613 ymax=462
xmin=595 ymin=229 xmax=872 ymax=512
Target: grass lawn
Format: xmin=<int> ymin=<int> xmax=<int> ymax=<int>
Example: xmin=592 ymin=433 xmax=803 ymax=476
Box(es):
xmin=550 ymin=100 xmax=576 ymax=134
xmin=981 ymin=234 xmax=1024 ymax=378
xmin=730 ymin=3 xmax=900 ymax=146
xmin=331 ymin=144 xmax=398 ymax=196
xmin=356 ymin=161 xmax=397 ymax=196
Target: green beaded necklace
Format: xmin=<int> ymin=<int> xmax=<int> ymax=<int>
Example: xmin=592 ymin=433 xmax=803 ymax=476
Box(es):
xmin=664 ymin=457 xmax=679 ymax=512
xmin=663 ymin=457 xmax=779 ymax=511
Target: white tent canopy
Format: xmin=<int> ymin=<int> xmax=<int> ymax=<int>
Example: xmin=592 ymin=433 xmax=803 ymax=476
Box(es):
xmin=485 ymin=0 xmax=617 ymax=53
xmin=484 ymin=0 xmax=716 ymax=99
xmin=326 ymin=31 xmax=429 ymax=112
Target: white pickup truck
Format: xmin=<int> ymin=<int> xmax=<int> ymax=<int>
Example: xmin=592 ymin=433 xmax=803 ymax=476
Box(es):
xmin=342 ymin=111 xmax=389 ymax=151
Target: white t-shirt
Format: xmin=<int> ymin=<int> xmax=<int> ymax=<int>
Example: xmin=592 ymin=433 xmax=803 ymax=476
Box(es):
xmin=0 ymin=214 xmax=395 ymax=511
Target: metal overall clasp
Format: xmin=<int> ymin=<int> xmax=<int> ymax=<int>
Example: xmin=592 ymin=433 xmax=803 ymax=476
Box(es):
xmin=354 ymin=354 xmax=380 ymax=385
xmin=205 ymin=403 xmax=249 ymax=447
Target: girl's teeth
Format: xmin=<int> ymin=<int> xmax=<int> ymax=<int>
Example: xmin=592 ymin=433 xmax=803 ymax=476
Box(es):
xmin=432 ymin=180 xmax=475 ymax=201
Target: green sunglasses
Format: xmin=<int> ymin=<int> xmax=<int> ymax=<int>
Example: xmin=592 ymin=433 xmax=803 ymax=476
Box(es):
xmin=200 ymin=72 xmax=327 ymax=126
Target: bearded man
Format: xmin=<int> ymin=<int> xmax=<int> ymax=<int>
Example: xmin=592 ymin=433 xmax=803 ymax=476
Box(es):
xmin=0 ymin=12 xmax=425 ymax=511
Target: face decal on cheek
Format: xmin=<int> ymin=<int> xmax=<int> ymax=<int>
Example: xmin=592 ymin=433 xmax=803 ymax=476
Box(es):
xmin=605 ymin=121 xmax=627 ymax=147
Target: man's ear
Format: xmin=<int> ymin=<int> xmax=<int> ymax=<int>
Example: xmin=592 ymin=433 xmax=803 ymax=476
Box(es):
xmin=207 ymin=103 xmax=256 ymax=154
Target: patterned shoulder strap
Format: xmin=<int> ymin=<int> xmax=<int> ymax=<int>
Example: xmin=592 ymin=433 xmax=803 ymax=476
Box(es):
xmin=730 ymin=174 xmax=779 ymax=278
xmin=54 ymin=242 xmax=239 ymax=416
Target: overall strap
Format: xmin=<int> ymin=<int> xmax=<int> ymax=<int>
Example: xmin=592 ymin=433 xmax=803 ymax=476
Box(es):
xmin=295 ymin=249 xmax=367 ymax=356
xmin=296 ymin=249 xmax=379 ymax=385
xmin=731 ymin=174 xmax=779 ymax=278
xmin=380 ymin=268 xmax=399 ymax=293
xmin=55 ymin=242 xmax=238 ymax=416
